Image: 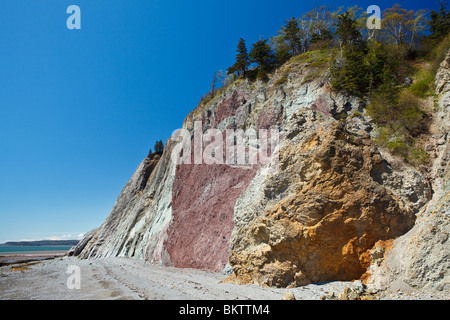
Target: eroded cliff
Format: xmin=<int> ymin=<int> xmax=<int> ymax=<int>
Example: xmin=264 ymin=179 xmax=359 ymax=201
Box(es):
xmin=227 ymin=115 xmax=430 ymax=287
xmin=73 ymin=50 xmax=448 ymax=290
xmin=366 ymin=51 xmax=450 ymax=292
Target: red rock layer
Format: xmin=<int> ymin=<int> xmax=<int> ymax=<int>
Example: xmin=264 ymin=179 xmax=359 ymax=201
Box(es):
xmin=166 ymin=163 xmax=257 ymax=271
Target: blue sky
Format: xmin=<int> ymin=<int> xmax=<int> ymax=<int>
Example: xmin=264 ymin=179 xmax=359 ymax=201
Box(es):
xmin=0 ymin=0 xmax=440 ymax=243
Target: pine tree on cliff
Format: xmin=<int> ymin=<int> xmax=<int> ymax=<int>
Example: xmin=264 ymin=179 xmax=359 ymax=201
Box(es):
xmin=282 ymin=17 xmax=302 ymax=56
xmin=227 ymin=38 xmax=249 ymax=77
xmin=154 ymin=140 xmax=164 ymax=154
xmin=249 ymin=39 xmax=276 ymax=80
xmin=271 ymin=34 xmax=291 ymax=66
xmin=335 ymin=12 xmax=361 ymax=47
xmin=331 ymin=12 xmax=368 ymax=95
xmin=429 ymin=2 xmax=450 ymax=39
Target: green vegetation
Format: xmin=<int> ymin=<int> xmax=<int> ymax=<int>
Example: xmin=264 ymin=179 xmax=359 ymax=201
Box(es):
xmin=275 ymin=74 xmax=288 ymax=85
xmin=197 ymin=2 xmax=450 ymax=165
xmin=335 ymin=11 xmax=362 ymax=46
xmin=409 ymin=68 xmax=435 ymax=98
xmin=429 ymin=2 xmax=450 ymax=40
xmin=331 ymin=46 xmax=370 ymax=96
xmin=227 ymin=38 xmax=249 ymax=77
xmin=248 ymin=39 xmax=277 ymax=80
xmin=282 ymin=17 xmax=303 ymax=56
xmin=367 ymin=89 xmax=426 ymax=136
xmin=154 ymin=140 xmax=164 ymax=154
xmin=327 ymin=3 xmax=449 ymax=164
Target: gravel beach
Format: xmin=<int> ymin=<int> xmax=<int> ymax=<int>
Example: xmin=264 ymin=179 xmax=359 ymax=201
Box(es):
xmin=0 ymin=256 xmax=446 ymax=300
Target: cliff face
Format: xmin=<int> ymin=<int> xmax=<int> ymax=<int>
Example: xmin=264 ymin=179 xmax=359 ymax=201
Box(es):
xmin=366 ymin=51 xmax=450 ymax=292
xmin=75 ymin=149 xmax=177 ymax=264
xmin=73 ymin=51 xmax=448 ymax=289
xmin=228 ymin=120 xmax=429 ymax=287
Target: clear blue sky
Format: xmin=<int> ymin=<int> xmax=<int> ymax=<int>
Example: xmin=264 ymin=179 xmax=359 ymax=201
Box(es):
xmin=0 ymin=0 xmax=440 ymax=243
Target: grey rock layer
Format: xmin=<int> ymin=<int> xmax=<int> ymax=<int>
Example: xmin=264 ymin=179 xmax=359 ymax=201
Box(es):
xmin=74 ymin=147 xmax=177 ymax=264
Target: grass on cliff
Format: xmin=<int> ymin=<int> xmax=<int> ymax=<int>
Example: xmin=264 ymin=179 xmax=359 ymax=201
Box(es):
xmin=355 ymin=34 xmax=450 ymax=166
xmin=276 ymin=49 xmax=332 ymax=85
xmin=290 ymin=49 xmax=331 ymax=64
xmin=409 ymin=67 xmax=435 ymax=98
xmin=366 ymin=72 xmax=432 ymax=166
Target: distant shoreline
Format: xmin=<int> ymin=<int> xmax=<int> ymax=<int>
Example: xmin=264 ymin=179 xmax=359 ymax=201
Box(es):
xmin=0 ymin=251 xmax=68 ymax=266
xmin=0 ymin=240 xmax=79 ymax=247
xmin=0 ymin=240 xmax=78 ymax=266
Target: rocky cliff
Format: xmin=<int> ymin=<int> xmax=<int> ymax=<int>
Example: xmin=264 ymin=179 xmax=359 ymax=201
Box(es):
xmin=73 ymin=50 xmax=448 ymax=290
xmin=366 ymin=51 xmax=450 ymax=292
xmin=228 ymin=120 xmax=430 ymax=287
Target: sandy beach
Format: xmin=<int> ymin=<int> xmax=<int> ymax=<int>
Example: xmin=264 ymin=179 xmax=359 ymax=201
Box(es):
xmin=0 ymin=256 xmax=447 ymax=300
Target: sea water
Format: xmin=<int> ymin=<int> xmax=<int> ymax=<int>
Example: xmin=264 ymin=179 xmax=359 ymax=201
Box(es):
xmin=0 ymin=246 xmax=73 ymax=255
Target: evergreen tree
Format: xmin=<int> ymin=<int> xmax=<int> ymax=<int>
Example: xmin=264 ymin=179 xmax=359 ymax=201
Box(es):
xmin=210 ymin=71 xmax=217 ymax=97
xmin=154 ymin=140 xmax=164 ymax=153
xmin=271 ymin=35 xmax=291 ymax=66
xmin=429 ymin=2 xmax=450 ymax=39
xmin=282 ymin=18 xmax=302 ymax=56
xmin=365 ymin=42 xmax=390 ymax=89
xmin=331 ymin=46 xmax=370 ymax=96
xmin=309 ymin=28 xmax=333 ymax=50
xmin=249 ymin=39 xmax=276 ymax=79
xmin=227 ymin=38 xmax=249 ymax=77
xmin=335 ymin=12 xmax=361 ymax=46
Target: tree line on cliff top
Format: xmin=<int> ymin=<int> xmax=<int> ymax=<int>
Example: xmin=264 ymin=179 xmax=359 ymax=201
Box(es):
xmin=222 ymin=3 xmax=449 ymax=85
xmin=201 ymin=2 xmax=450 ymax=165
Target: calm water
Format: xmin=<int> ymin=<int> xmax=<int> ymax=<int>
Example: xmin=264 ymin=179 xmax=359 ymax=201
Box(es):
xmin=0 ymin=246 xmax=73 ymax=255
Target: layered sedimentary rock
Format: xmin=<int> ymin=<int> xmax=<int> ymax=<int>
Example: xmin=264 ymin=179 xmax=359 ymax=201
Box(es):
xmin=74 ymin=57 xmax=355 ymax=270
xmin=75 ymin=148 xmax=177 ymax=264
xmin=73 ymin=52 xmax=447 ymax=289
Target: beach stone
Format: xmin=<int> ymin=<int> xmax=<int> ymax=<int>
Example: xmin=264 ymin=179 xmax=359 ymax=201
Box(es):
xmin=353 ymin=280 xmax=365 ymax=295
xmin=340 ymin=287 xmax=360 ymax=300
xmin=281 ymin=292 xmax=296 ymax=300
